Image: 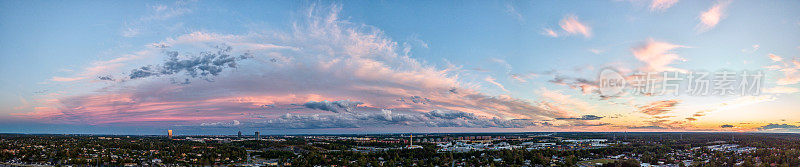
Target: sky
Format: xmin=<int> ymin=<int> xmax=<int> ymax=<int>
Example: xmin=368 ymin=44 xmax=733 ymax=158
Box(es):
xmin=1 ymin=0 xmax=799 ymax=135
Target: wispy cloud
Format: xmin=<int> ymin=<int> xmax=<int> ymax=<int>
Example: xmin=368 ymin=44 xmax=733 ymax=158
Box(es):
xmin=51 ymin=76 xmax=86 ymax=82
xmin=689 ymin=95 xmax=776 ymax=120
xmin=510 ymin=73 xmax=537 ymax=83
xmin=549 ymin=76 xmax=597 ymax=95
xmin=122 ymin=1 xmax=195 ymax=37
xmin=489 ymin=58 xmax=513 ymax=74
xmin=631 ymin=38 xmax=687 ymax=72
xmin=649 ymin=0 xmax=679 ymax=12
xmin=141 ymin=3 xmax=192 ymax=21
xmin=763 ymin=53 xmax=800 ymax=85
xmin=542 ymin=28 xmax=559 ymax=37
xmin=758 ymin=123 xmax=799 ymax=131
xmin=484 ymin=76 xmax=509 ymax=92
xmin=697 ymin=0 xmax=731 ymax=32
xmin=741 ymin=44 xmax=759 ymax=53
xmin=589 ymin=49 xmax=603 ymax=55
xmin=555 ymin=115 xmax=603 ymax=120
xmin=764 ymin=86 xmax=799 ymax=94
xmin=505 ymin=3 xmax=523 ymax=22
xmin=539 ymin=88 xmax=594 ymax=113
xmin=559 ymin=14 xmax=592 ymax=38
xmin=51 ymin=54 xmax=143 ymax=82
xmin=637 ymin=100 xmax=679 ymax=115
xmin=768 ymin=53 xmax=783 ymax=62
xmin=543 ymin=14 xmax=592 ymax=38
xmin=21 ymin=4 xmax=571 ymax=128
xmin=303 ymin=100 xmax=364 ymax=113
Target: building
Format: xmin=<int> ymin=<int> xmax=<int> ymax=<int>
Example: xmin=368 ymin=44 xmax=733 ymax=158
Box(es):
xmin=238 ymin=131 xmax=242 ymax=139
xmin=521 ymin=142 xmax=556 ymax=147
xmin=255 ymin=131 xmax=260 ymax=140
xmin=405 ymin=133 xmax=423 ymax=149
xmin=168 ymin=130 xmax=173 ymax=139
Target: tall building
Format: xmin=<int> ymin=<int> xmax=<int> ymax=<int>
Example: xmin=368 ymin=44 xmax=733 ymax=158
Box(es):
xmin=167 ymin=130 xmax=173 ymax=139
xmin=405 ymin=132 xmax=422 ymax=149
xmin=255 ymin=131 xmax=260 ymax=140
xmin=238 ymin=131 xmax=242 ymax=139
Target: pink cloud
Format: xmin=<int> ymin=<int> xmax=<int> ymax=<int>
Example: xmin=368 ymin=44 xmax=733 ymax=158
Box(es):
xmin=763 ymin=65 xmax=782 ymax=70
xmin=649 ymin=0 xmax=679 ymax=12
xmin=763 ymin=53 xmax=800 ymax=85
xmin=631 ymin=38 xmax=687 ymax=72
xmin=539 ymin=88 xmax=594 ymax=113
xmin=764 ymin=86 xmax=799 ymax=94
xmin=638 ymin=100 xmax=680 ymax=115
xmin=777 ymin=73 xmax=800 ymax=85
xmin=589 ymin=49 xmax=603 ymax=55
xmin=768 ymin=53 xmax=783 ymax=62
xmin=697 ymin=0 xmax=731 ymax=32
xmin=741 ymin=44 xmax=759 ymax=53
xmin=51 ymin=76 xmax=86 ymax=82
xmin=19 ymin=5 xmax=572 ymax=128
xmin=50 ymin=54 xmax=143 ymax=82
xmin=559 ymin=14 xmax=592 ymax=38
xmin=484 ymin=76 xmax=509 ymax=92
xmin=542 ymin=28 xmax=559 ymax=37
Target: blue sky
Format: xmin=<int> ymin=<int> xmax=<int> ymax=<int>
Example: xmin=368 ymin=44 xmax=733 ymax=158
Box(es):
xmin=1 ymin=0 xmax=800 ymax=135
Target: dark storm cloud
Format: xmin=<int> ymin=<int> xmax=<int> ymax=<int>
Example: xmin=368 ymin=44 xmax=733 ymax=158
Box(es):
xmin=638 ymin=100 xmax=680 ymax=115
xmin=200 ymin=120 xmax=241 ymax=127
xmin=548 ymin=75 xmax=597 ymax=94
xmin=627 ymin=125 xmax=667 ymax=129
xmin=758 ymin=123 xmax=799 ymax=130
xmin=33 ymin=89 xmax=48 ymax=94
xmin=692 ymin=110 xmax=709 ymax=117
xmin=129 ymin=66 xmax=158 ymax=79
xmin=548 ymin=76 xmax=566 ymax=85
xmin=302 ymin=100 xmax=364 ymax=113
xmin=128 ymin=46 xmax=252 ymax=80
xmin=424 ymin=109 xmax=477 ymax=119
xmin=398 ymin=96 xmax=432 ymax=104
xmin=569 ymin=122 xmax=611 ymax=127
xmin=170 ymin=78 xmax=191 ymax=85
xmin=448 ymin=88 xmax=458 ymax=94
xmin=262 ymin=114 xmax=362 ymax=129
xmin=246 ymin=109 xmax=541 ymax=129
xmin=720 ymin=124 xmax=734 ymax=128
xmin=555 ymin=115 xmax=604 ymax=120
xmin=98 ymin=75 xmax=114 ymax=81
xmin=420 ymin=110 xmax=540 ymax=128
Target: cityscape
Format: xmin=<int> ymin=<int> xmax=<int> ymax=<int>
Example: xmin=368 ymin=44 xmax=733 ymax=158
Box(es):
xmin=2 ymin=132 xmax=800 ymax=166
xmin=2 ymin=0 xmax=800 ymax=166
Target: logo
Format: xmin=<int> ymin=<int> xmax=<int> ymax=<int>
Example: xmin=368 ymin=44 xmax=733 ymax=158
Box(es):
xmin=598 ymin=68 xmax=626 ymax=97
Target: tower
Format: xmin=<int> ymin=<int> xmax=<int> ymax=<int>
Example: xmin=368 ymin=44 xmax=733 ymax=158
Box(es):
xmin=168 ymin=130 xmax=173 ymax=139
xmin=255 ymin=131 xmax=260 ymax=140
xmin=405 ymin=131 xmax=422 ymax=149
xmin=410 ymin=133 xmax=413 ymax=146
xmin=238 ymin=131 xmax=242 ymax=139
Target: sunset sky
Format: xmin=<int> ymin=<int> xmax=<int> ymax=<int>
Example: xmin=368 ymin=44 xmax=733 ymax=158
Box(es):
xmin=1 ymin=0 xmax=799 ymax=135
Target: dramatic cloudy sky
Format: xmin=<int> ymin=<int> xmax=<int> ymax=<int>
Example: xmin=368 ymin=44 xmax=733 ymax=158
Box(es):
xmin=1 ymin=0 xmax=799 ymax=135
